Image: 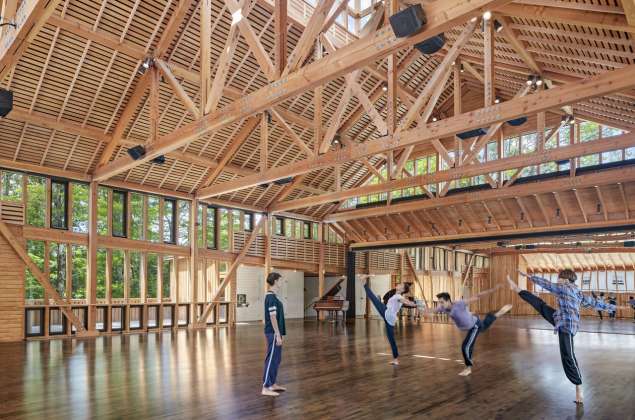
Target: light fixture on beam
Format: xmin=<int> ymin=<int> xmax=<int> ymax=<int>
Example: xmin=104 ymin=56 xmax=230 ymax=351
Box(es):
xmin=382 ymin=83 xmax=388 ymax=92
xmin=138 ymin=57 xmax=155 ymax=74
xmin=561 ymin=114 xmax=575 ymax=125
xmin=526 ymin=74 xmax=543 ymax=88
xmin=494 ymin=96 xmax=501 ymax=104
xmin=482 ymin=11 xmax=492 ymax=21
xmin=460 ymin=63 xmax=465 ymax=73
xmin=431 ymin=116 xmax=438 ymax=122
xmin=494 ymin=20 xmax=503 ymax=32
xmin=331 ymin=134 xmax=343 ymax=149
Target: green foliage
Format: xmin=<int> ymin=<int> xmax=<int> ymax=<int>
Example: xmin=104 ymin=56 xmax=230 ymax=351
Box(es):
xmin=112 ymin=191 xmax=126 ymax=237
xmin=219 ymin=209 xmax=229 ymax=250
xmin=162 ymin=258 xmax=172 ymax=299
xmin=206 ymin=207 xmax=216 ymax=248
xmin=51 ymin=182 xmax=67 ymax=229
xmin=177 ymin=201 xmax=190 ymax=246
xmin=579 ymin=121 xmax=599 ymax=142
xmin=147 ymin=253 xmax=158 ymax=299
xmin=129 ymin=251 xmax=141 ymax=299
xmin=111 ymin=249 xmax=124 ymax=298
xmin=96 ymin=249 xmax=107 ymax=299
xmin=49 ymin=242 xmax=67 ymax=298
xmin=1 ymin=171 xmax=23 ymax=201
xmin=130 ymin=193 xmax=144 ymax=240
xmin=163 ymin=199 xmax=175 ymax=243
xmin=26 ymin=176 xmax=46 ymax=227
xmin=71 ymin=245 xmax=87 ymax=299
xmin=147 ymin=196 xmax=160 ymax=242
xmin=97 ymin=187 xmax=109 ymax=235
xmin=72 ymin=183 xmax=89 ymax=233
xmin=25 ymin=240 xmax=45 ymax=299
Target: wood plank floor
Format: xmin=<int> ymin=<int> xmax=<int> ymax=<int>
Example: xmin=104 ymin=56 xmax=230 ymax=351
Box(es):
xmin=0 ymin=317 xmax=634 ymax=419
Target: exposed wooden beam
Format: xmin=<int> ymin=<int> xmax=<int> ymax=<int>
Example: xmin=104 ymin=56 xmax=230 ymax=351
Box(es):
xmin=618 ymin=183 xmax=630 ymax=220
xmin=325 ymin=165 xmax=635 ymax=223
xmin=495 ymin=3 xmax=635 ymax=33
xmin=496 ymin=15 xmax=541 ymax=75
xmin=274 ymin=0 xmax=287 ymax=78
xmin=201 ymin=115 xmax=261 ymax=186
xmin=552 ymin=191 xmax=569 ymax=225
xmin=94 ymin=0 xmax=515 ymax=180
xmin=200 ymin=0 xmax=212 ymax=112
xmin=270 ymin=108 xmax=315 ymax=157
xmin=156 ymin=59 xmax=200 ymax=119
xmin=0 ymin=0 xmax=62 ymax=80
xmin=270 ymin=130 xmax=635 ymax=212
xmin=196 ymin=216 xmax=266 ymax=324
xmin=595 ymin=186 xmax=609 ymax=221
xmin=283 ymin=0 xmax=337 ymax=76
xmin=573 ymin=189 xmax=588 ymax=223
xmin=224 ymin=0 xmax=275 ymax=80
xmin=0 ymin=221 xmax=89 ymax=334
xmin=483 ymin=16 xmax=495 ymax=107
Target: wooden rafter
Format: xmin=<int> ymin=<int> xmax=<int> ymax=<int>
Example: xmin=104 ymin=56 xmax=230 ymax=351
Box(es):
xmin=156 ymin=59 xmax=200 ymax=119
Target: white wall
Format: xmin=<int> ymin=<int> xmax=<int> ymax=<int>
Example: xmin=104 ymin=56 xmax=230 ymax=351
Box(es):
xmin=303 ymin=274 xmax=391 ymax=318
xmin=235 ymin=266 xmax=305 ymax=322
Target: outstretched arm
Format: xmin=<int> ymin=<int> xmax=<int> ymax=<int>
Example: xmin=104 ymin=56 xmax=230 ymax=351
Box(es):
xmin=580 ymin=293 xmax=628 ymax=312
xmin=464 ymin=284 xmax=502 ymax=304
xmin=518 ymin=270 xmax=563 ymax=295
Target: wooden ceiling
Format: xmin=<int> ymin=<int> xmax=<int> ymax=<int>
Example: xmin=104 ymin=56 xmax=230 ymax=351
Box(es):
xmin=1 ymin=0 xmax=634 ymax=246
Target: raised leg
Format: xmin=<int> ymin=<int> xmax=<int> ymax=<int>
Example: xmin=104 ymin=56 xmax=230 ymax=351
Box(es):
xmin=518 ymin=290 xmax=556 ymax=326
xmin=364 ymin=284 xmax=386 ymax=321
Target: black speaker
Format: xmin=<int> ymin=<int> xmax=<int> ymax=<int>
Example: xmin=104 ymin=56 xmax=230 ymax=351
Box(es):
xmin=127 ymin=145 xmax=146 ymax=160
xmin=0 ymin=89 xmax=13 ymax=117
xmin=506 ymin=117 xmax=528 ymax=127
xmin=389 ymin=5 xmax=426 ymax=38
xmin=414 ymin=33 xmax=445 ymax=55
xmin=624 ymin=241 xmax=635 ymax=247
xmin=345 ymin=251 xmax=356 ymax=320
xmin=151 ymin=155 xmax=166 ymax=164
xmin=273 ymin=177 xmax=294 ymax=185
xmin=457 ymin=127 xmax=488 ymax=140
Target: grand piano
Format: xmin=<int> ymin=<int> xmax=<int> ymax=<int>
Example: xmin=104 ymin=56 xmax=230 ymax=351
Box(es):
xmin=312 ymin=277 xmax=349 ymax=322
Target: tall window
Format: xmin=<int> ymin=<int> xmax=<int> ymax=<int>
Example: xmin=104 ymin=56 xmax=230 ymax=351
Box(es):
xmin=97 ymin=187 xmax=109 ymax=235
xmin=1 ymin=171 xmax=23 ymax=201
xmin=71 ymin=245 xmax=87 ymax=299
xmin=274 ymin=217 xmax=284 ymax=236
xmin=50 ymin=180 xmax=68 ymax=229
xmin=71 ymin=183 xmax=89 ymax=233
xmin=162 ymin=257 xmax=173 ymax=299
xmin=26 ymin=176 xmax=46 ymax=227
xmin=177 ymin=200 xmax=190 ymax=246
xmin=219 ymin=208 xmax=229 ymax=250
xmin=197 ymin=204 xmax=205 ymax=247
xmin=129 ymin=193 xmax=144 ymax=240
xmin=244 ymin=212 xmax=253 ymax=231
xmin=25 ymin=240 xmax=45 ymax=299
xmin=206 ymin=206 xmax=216 ymax=249
xmin=147 ymin=253 xmax=158 ymax=299
xmin=163 ymin=199 xmax=176 ymax=244
xmin=147 ymin=196 xmax=160 ymax=242
xmin=303 ymin=222 xmax=311 ymax=239
xmin=284 ymin=218 xmax=293 ymax=238
xmin=96 ymin=249 xmax=107 ymax=299
xmin=111 ymin=250 xmax=125 ymax=299
xmin=232 ymin=209 xmax=241 ymax=234
xmin=49 ymin=242 xmax=67 ymax=297
xmin=111 ymin=190 xmax=127 ymax=237
xmin=129 ymin=251 xmax=142 ymax=299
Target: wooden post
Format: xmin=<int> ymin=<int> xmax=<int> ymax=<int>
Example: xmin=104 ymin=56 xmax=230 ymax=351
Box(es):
xmin=200 ymin=0 xmax=212 ymax=111
xmin=483 ymin=16 xmax=495 ymax=107
xmin=274 ymin=0 xmax=287 ymax=78
xmin=189 ymin=200 xmax=198 ymax=326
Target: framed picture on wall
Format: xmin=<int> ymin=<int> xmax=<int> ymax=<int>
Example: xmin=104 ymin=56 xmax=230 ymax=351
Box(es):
xmin=237 ymin=294 xmax=248 ymax=307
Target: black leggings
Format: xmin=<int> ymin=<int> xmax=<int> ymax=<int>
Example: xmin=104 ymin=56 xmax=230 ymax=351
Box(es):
xmin=461 ymin=313 xmax=497 ymax=367
xmin=519 ymin=291 xmax=582 ymax=385
xmin=364 ymin=284 xmax=399 ymax=358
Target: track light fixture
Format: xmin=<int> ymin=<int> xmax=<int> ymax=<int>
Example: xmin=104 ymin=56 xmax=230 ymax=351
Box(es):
xmin=431 ymin=116 xmax=438 ymax=122
xmin=460 ymin=63 xmax=465 ymax=73
xmin=526 ymin=74 xmax=543 ymax=89
xmin=331 ymin=134 xmax=343 ymax=148
xmin=482 ymin=11 xmax=492 ymax=20
xmin=138 ymin=57 xmax=155 ymax=74
xmin=561 ymin=114 xmax=575 ymax=125
xmin=382 ymin=83 xmax=388 ymax=92
xmin=265 ymin=110 xmax=272 ymax=124
xmin=494 ymin=96 xmax=501 ymax=104
xmin=494 ymin=19 xmax=503 ymax=32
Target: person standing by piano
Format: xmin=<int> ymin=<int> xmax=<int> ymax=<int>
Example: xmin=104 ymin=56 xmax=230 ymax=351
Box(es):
xmin=363 ymin=277 xmax=417 ymax=365
xmin=262 ymin=272 xmax=287 ymax=397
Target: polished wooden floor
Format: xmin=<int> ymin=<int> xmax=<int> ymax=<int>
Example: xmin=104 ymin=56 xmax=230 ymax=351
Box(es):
xmin=1 ymin=317 xmax=634 ymax=419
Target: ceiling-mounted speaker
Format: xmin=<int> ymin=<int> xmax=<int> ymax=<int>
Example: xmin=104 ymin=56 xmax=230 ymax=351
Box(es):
xmin=506 ymin=117 xmax=527 ymax=127
xmin=457 ymin=127 xmax=488 ymax=140
xmin=274 ymin=177 xmax=294 ymax=186
xmin=151 ymin=155 xmax=166 ymax=165
xmin=415 ymin=33 xmax=446 ymax=55
xmin=389 ymin=5 xmax=426 ymax=38
xmin=0 ymin=89 xmax=13 ymax=117
xmin=624 ymin=241 xmax=635 ymax=247
xmin=127 ymin=145 xmax=146 ymax=160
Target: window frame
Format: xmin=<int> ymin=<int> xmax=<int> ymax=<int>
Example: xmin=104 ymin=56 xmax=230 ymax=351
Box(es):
xmin=206 ymin=206 xmax=217 ymax=250
xmin=243 ymin=212 xmax=253 ymax=232
xmin=163 ymin=198 xmax=177 ymax=244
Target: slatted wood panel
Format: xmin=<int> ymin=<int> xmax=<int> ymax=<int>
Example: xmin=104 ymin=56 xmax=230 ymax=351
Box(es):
xmin=232 ymin=231 xmax=266 ymax=257
xmin=367 ymin=250 xmax=400 ymax=272
xmin=0 ymin=225 xmax=25 ymax=342
xmin=0 ymin=201 xmax=25 ymax=225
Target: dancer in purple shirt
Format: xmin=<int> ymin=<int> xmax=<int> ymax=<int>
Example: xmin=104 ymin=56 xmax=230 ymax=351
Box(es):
xmin=434 ymin=285 xmax=512 ymax=377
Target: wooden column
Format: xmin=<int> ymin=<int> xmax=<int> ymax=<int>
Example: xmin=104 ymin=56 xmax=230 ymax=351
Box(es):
xmin=274 ymin=0 xmax=287 ymax=78
xmin=200 ymin=0 xmax=212 ymax=111
xmin=264 ymin=215 xmax=271 ymax=278
xmin=189 ymin=200 xmax=199 ymax=326
xmin=483 ymin=16 xmax=495 ymax=107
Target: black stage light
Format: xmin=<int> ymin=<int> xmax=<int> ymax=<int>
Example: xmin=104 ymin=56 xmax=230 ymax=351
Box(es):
xmin=0 ymin=88 xmax=13 ymax=117
xmin=127 ymin=145 xmax=146 ymax=160
xmin=389 ymin=5 xmax=426 ymax=38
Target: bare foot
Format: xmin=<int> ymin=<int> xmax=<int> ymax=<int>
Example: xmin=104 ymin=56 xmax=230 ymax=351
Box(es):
xmin=506 ymin=275 xmax=521 ymax=293
xmin=262 ymin=387 xmax=280 ymax=397
xmin=271 ymin=384 xmax=287 ymax=392
xmin=458 ymin=367 xmax=472 ymax=376
xmin=495 ymin=304 xmax=513 ymax=318
xmin=390 ymin=359 xmax=400 ymax=365
xmin=575 ymin=385 xmax=584 ymax=405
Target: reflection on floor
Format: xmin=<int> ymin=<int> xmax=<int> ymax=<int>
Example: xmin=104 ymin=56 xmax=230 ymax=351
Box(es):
xmin=0 ymin=317 xmax=633 ymax=419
